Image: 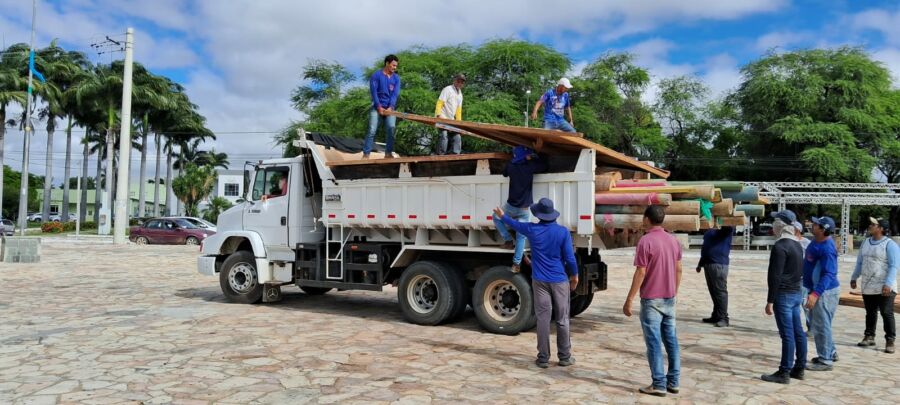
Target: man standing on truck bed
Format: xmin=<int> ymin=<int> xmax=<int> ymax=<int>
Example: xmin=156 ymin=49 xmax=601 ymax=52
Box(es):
xmin=492 ymin=146 xmax=547 ymax=273
xmin=434 ymin=74 xmax=465 ymax=155
xmin=494 ymin=198 xmax=578 ymax=369
xmin=363 ymin=54 xmax=401 ymax=159
xmin=531 ymin=78 xmax=576 ymax=132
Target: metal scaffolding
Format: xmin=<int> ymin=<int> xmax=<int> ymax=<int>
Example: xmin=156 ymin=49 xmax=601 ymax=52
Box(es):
xmin=745 ymin=182 xmax=900 ymax=254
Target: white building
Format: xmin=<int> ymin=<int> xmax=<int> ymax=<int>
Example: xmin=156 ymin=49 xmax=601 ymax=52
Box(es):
xmin=214 ymin=169 xmax=245 ymax=204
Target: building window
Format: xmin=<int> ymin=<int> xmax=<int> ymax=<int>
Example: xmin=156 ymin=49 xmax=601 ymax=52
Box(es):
xmin=224 ymin=183 xmax=240 ymax=197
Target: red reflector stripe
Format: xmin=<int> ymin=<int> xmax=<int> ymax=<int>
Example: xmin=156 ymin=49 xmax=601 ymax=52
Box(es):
xmin=580 ymin=215 xmax=592 ymax=220
xmin=462 ymin=215 xmax=471 ymax=220
xmin=327 ymin=214 xmax=336 ymax=219
xmin=438 ymin=215 xmax=448 ymax=220
xmin=409 ymin=215 xmax=418 ymax=219
xmin=367 ymin=214 xmax=375 ymax=219
xmin=347 ymin=214 xmax=356 ymax=219
xmin=388 ymin=214 xmax=396 ymax=219
xmin=486 ymin=216 xmax=493 ymax=220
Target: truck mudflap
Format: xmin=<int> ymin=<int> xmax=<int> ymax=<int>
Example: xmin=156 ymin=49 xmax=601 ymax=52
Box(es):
xmin=197 ymin=256 xmax=217 ymax=276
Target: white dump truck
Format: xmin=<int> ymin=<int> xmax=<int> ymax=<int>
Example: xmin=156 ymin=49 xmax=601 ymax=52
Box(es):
xmin=197 ymin=114 xmax=669 ymax=334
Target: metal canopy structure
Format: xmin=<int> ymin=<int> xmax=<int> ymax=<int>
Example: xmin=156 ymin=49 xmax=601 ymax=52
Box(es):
xmin=387 ymin=111 xmax=671 ymax=178
xmin=745 ymin=182 xmax=900 ymax=254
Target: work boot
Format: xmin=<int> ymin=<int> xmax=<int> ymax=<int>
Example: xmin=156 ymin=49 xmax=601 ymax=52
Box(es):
xmin=666 ymin=384 xmax=679 ymax=394
xmin=858 ymin=336 xmax=876 ymax=347
xmin=806 ymin=362 xmax=833 ymax=371
xmin=510 ymin=264 xmax=521 ymax=273
xmin=638 ymin=385 xmax=666 ymax=397
xmin=558 ymin=357 xmax=575 ymax=367
xmin=362 ymin=154 xmax=370 ymax=160
xmin=715 ymin=319 xmax=730 ymax=327
xmin=789 ymin=366 xmax=805 ymax=380
xmin=501 ymin=241 xmax=514 ymax=250
xmin=702 ymin=317 xmax=719 ymax=324
xmin=761 ymin=370 xmax=790 ymax=384
xmin=887 ymin=340 xmax=895 ymax=354
xmin=534 ymin=359 xmax=549 ymax=369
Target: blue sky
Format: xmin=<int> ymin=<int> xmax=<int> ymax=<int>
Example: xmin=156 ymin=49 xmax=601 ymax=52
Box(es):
xmin=2 ymin=0 xmax=900 ymax=181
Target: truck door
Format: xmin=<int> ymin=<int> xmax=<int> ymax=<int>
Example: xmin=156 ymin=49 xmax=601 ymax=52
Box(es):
xmin=246 ymin=165 xmax=291 ymax=260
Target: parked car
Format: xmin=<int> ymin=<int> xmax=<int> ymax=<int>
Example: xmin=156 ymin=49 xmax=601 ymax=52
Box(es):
xmin=164 ymin=216 xmax=217 ymax=232
xmin=1 ymin=219 xmax=14 ymax=236
xmin=129 ymin=218 xmax=215 ymax=245
xmin=47 ymin=213 xmax=77 ymax=222
xmin=26 ymin=213 xmax=42 ymax=222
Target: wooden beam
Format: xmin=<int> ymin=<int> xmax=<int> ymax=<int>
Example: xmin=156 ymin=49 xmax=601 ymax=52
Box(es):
xmin=326 ymin=152 xmax=511 ymax=167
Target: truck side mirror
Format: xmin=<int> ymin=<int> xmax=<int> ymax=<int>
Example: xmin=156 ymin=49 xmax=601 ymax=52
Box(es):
xmin=243 ymin=169 xmax=250 ymax=199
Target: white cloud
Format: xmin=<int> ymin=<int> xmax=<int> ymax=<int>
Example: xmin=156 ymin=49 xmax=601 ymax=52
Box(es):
xmin=871 ymin=47 xmax=900 ymax=85
xmin=754 ymin=31 xmax=815 ymax=52
xmin=851 ymin=7 xmax=900 ymax=46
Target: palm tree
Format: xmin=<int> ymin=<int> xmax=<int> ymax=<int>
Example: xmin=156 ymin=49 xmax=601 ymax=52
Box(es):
xmin=202 ymin=196 xmax=233 ymax=222
xmin=172 ymin=163 xmax=217 ymax=217
xmin=130 ymin=69 xmax=171 ymax=218
xmin=0 ymin=47 xmax=27 ymax=219
xmin=75 ymin=63 xmax=122 ymax=218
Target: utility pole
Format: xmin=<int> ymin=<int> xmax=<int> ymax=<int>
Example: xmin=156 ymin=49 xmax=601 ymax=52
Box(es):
xmin=524 ymin=89 xmax=532 ymax=128
xmin=17 ymin=0 xmax=36 ymax=236
xmin=75 ymin=160 xmax=81 ymax=237
xmin=113 ymin=28 xmax=134 ymax=244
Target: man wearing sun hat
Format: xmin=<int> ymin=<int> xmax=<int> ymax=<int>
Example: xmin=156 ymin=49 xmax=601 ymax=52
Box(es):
xmin=851 ymin=217 xmax=897 ymax=354
xmin=531 ymin=78 xmax=576 ymax=132
xmin=494 ymin=198 xmax=578 ymax=369
xmin=803 ymin=216 xmax=841 ymax=371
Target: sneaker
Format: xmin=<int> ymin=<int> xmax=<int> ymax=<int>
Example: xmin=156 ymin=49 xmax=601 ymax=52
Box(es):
xmin=833 ymin=352 xmax=839 ymax=362
xmin=501 ymin=241 xmax=514 ymax=250
xmin=858 ymin=336 xmax=876 ymax=347
xmin=383 ymin=154 xmax=394 ymax=159
xmin=702 ymin=317 xmax=719 ymax=324
xmin=789 ymin=367 xmax=805 ymax=380
xmin=362 ymin=154 xmax=370 ymax=160
xmin=886 ymin=340 xmax=895 ymax=354
xmin=558 ymin=357 xmax=575 ymax=367
xmin=761 ymin=370 xmax=790 ymax=384
xmin=715 ymin=319 xmax=730 ymax=327
xmin=666 ymin=385 xmax=679 ymax=394
xmin=535 ymin=359 xmax=549 ymax=369
xmin=638 ymin=385 xmax=667 ymax=397
xmin=510 ymin=264 xmax=521 ymax=273
xmin=806 ymin=362 xmax=833 ymax=371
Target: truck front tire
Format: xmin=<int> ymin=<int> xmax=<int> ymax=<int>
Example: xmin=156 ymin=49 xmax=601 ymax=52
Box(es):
xmin=219 ymin=250 xmax=263 ymax=304
xmin=570 ymin=292 xmax=594 ymax=317
xmin=398 ymin=261 xmax=465 ymax=326
xmin=473 ymin=266 xmax=536 ymax=335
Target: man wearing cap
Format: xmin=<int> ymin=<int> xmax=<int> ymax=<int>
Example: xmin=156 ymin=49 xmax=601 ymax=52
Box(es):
xmin=804 ymin=216 xmax=841 ymax=371
xmin=793 ymin=221 xmax=811 ymax=250
xmin=623 ymin=205 xmax=682 ymax=397
xmin=493 ymin=198 xmax=578 ymax=369
xmin=493 ymin=146 xmax=547 ymax=273
xmin=851 ymin=217 xmax=897 ymax=354
xmin=434 ymin=74 xmax=466 ymax=155
xmin=697 ymin=226 xmax=734 ymax=327
xmin=531 ymin=78 xmax=576 ymax=132
xmin=761 ymin=210 xmax=807 ymax=384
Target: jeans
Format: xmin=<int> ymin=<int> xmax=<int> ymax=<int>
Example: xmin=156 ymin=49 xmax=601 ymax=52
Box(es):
xmin=863 ymin=292 xmax=896 ymax=341
xmin=703 ymin=264 xmax=729 ymax=321
xmin=492 ymin=203 xmax=529 ymax=265
xmin=773 ymin=292 xmax=807 ymax=372
xmin=533 ymin=280 xmax=571 ymax=362
xmin=809 ymin=287 xmax=840 ymax=365
xmin=363 ymin=107 xmax=396 ymax=156
xmin=543 ymin=120 xmax=576 ymax=133
xmin=437 ymin=130 xmax=461 ymax=155
xmin=640 ymin=298 xmax=680 ymax=389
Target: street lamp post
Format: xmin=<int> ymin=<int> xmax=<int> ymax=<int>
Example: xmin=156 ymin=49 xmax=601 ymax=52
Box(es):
xmin=524 ymin=89 xmax=532 ymax=127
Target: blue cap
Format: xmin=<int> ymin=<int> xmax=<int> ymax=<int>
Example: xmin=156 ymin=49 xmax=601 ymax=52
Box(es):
xmin=811 ymin=216 xmax=836 ymax=231
xmin=511 ymin=146 xmax=536 ymax=164
xmin=770 ymin=209 xmax=797 ymax=224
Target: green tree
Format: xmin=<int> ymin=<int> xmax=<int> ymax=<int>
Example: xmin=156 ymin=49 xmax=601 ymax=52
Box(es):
xmin=0 ymin=46 xmax=27 ymax=219
xmin=172 ymin=163 xmax=216 ymax=217
xmin=202 ymin=196 xmax=233 ymax=223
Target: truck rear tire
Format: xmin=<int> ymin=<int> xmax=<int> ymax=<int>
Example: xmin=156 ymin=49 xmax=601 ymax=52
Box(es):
xmin=570 ymin=292 xmax=594 ymax=317
xmin=300 ymin=286 xmax=332 ymax=295
xmin=473 ymin=266 xmax=535 ymax=335
xmin=219 ymin=250 xmax=262 ymax=304
xmin=436 ymin=262 xmax=469 ymax=321
xmin=398 ymin=261 xmax=465 ymax=326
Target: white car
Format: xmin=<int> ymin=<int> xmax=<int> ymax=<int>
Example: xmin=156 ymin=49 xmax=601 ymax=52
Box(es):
xmin=1 ymin=219 xmax=14 ymax=236
xmin=164 ymin=216 xmax=217 ymax=233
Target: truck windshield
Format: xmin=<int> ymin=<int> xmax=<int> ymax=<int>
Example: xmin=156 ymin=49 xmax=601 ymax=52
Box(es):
xmin=251 ymin=167 xmax=290 ymax=200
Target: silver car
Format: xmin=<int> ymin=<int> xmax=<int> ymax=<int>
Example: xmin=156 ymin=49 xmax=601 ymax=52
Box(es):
xmin=1 ymin=219 xmax=14 ymax=236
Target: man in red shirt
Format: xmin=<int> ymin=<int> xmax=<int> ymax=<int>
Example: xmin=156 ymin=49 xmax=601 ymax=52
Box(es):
xmin=623 ymin=205 xmax=683 ymax=397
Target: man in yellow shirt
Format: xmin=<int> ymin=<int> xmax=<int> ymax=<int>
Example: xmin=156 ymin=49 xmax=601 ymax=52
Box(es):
xmin=434 ymin=74 xmax=465 ymax=154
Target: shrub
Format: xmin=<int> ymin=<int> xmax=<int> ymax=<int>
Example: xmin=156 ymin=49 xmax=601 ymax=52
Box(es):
xmin=41 ymin=222 xmax=65 ymax=233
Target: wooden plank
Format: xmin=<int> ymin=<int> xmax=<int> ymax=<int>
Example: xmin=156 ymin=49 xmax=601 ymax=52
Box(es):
xmin=326 ymin=152 xmax=511 ymax=167
xmin=841 ymin=291 xmax=900 ymax=313
xmin=388 ymin=111 xmax=671 ymax=178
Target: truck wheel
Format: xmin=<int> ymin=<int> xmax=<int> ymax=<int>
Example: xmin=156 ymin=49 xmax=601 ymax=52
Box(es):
xmin=570 ymin=292 xmax=594 ymax=317
xmin=436 ymin=262 xmax=469 ymax=321
xmin=219 ymin=250 xmax=262 ymax=304
xmin=398 ymin=261 xmax=465 ymax=326
xmin=300 ymin=286 xmax=332 ymax=295
xmin=473 ymin=266 xmax=535 ymax=335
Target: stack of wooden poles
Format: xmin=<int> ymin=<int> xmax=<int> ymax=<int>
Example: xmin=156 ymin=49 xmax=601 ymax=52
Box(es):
xmin=593 ymin=173 xmax=767 ymax=235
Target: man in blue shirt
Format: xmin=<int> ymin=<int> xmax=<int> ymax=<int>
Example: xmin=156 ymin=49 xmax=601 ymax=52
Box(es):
xmin=363 ymin=54 xmax=401 ymax=159
xmin=492 ymin=146 xmax=547 ymax=273
xmin=494 ymin=198 xmax=578 ymax=369
xmin=803 ymin=216 xmax=841 ymax=371
xmin=697 ymin=226 xmax=734 ymax=327
xmin=531 ymin=78 xmax=576 ymax=133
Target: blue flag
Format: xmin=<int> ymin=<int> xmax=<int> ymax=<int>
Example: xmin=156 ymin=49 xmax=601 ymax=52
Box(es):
xmin=29 ymin=50 xmax=46 ymax=83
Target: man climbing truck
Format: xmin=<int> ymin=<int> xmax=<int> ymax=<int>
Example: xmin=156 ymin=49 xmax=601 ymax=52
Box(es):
xmin=197 ymin=113 xmax=670 ymax=334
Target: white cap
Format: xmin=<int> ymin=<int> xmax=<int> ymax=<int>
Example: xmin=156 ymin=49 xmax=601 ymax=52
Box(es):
xmin=557 ymin=78 xmax=573 ymax=89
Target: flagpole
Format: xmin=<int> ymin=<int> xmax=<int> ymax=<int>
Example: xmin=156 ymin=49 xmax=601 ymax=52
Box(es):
xmin=17 ymin=0 xmax=36 ymax=236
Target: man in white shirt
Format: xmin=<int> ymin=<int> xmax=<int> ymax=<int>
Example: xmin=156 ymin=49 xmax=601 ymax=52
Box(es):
xmin=435 ymin=74 xmax=465 ymax=155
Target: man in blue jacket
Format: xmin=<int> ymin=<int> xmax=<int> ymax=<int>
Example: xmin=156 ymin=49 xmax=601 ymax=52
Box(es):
xmin=494 ymin=198 xmax=578 ymax=369
xmin=363 ymin=54 xmax=401 ymax=159
xmin=804 ymin=216 xmax=841 ymax=371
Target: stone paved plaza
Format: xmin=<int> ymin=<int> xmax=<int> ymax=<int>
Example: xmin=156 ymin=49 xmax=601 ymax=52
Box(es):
xmin=1 ymin=241 xmax=898 ymax=404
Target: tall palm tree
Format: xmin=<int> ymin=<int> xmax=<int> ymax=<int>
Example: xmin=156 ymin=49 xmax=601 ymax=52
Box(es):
xmin=0 ymin=48 xmax=27 ymax=219
xmin=75 ymin=63 xmax=122 ymax=218
xmin=131 ymin=70 xmax=173 ymax=218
